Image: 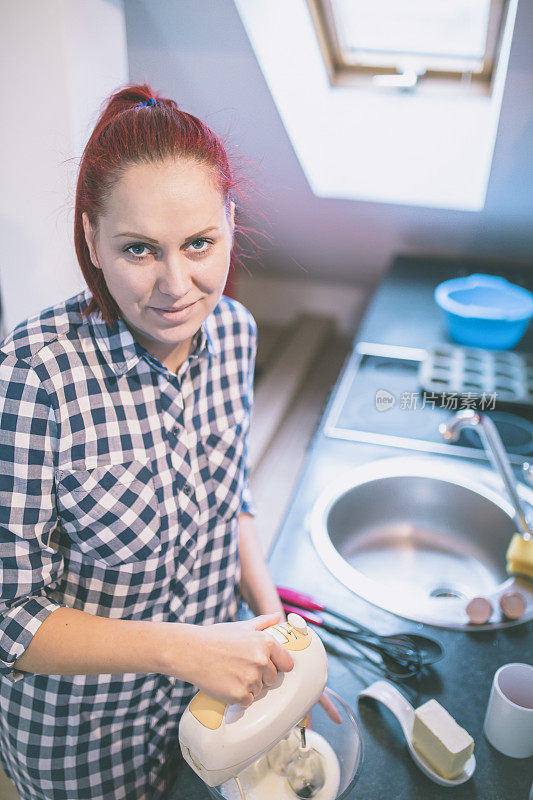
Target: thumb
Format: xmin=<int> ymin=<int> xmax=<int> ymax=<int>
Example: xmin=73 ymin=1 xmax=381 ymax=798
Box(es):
xmin=251 ymin=612 xmax=282 ymax=631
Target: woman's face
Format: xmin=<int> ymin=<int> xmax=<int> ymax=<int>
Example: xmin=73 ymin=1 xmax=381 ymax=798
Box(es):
xmin=82 ymin=158 xmax=234 ymax=372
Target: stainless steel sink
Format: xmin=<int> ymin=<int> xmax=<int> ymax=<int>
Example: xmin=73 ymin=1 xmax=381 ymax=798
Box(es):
xmin=308 ymin=455 xmax=533 ymax=629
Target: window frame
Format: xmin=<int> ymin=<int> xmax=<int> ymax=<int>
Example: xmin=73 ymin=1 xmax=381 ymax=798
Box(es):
xmin=307 ymin=0 xmax=509 ymax=93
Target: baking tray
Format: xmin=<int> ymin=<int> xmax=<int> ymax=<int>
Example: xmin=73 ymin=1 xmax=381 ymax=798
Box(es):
xmin=419 ymin=344 xmax=533 ymax=410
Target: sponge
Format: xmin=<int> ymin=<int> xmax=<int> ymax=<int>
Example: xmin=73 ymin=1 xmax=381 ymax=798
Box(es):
xmin=506 ymin=533 xmax=533 ymax=580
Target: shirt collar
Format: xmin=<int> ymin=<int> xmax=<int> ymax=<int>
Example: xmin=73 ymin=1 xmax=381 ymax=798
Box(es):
xmin=82 ymin=289 xmax=218 ymax=377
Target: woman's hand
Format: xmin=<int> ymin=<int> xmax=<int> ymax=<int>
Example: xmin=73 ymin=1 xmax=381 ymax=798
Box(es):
xmin=176 ymin=612 xmax=294 ymax=707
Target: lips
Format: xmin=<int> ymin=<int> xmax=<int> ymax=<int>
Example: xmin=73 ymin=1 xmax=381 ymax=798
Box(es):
xmin=149 ymin=300 xmax=199 ymax=322
xmin=154 ymin=301 xmax=196 ymax=311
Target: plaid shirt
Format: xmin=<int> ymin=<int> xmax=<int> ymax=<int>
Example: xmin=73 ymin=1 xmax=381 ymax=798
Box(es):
xmin=0 ymin=288 xmax=256 ymax=800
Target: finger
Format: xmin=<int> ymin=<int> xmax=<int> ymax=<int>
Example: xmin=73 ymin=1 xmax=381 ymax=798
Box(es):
xmin=239 ymin=691 xmax=254 ymax=708
xmin=261 ymin=659 xmax=279 ymax=687
xmin=249 ymin=677 xmax=263 ymax=699
xmin=318 ymin=692 xmax=343 ymax=724
xmin=250 ymin=612 xmax=282 ymax=631
xmin=268 ymin=641 xmax=294 ymax=673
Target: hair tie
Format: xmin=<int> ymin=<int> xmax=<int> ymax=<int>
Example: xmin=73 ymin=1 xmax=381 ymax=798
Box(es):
xmin=137 ymin=97 xmax=164 ymax=108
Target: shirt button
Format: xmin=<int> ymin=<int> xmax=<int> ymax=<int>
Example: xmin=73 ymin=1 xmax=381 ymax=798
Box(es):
xmin=172 ymin=425 xmax=180 ymax=435
xmin=183 ymin=484 xmax=193 ymax=497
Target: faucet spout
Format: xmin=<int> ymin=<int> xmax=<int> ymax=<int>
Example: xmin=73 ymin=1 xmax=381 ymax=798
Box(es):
xmin=439 ymin=408 xmax=482 ymax=443
xmin=439 ymin=409 xmax=531 ymax=538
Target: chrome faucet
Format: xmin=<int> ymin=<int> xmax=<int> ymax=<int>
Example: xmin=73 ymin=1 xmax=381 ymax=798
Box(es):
xmin=439 ymin=409 xmax=531 ymax=538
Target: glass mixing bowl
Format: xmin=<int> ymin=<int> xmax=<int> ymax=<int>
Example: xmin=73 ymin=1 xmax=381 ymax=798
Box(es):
xmin=206 ymin=687 xmax=364 ymax=800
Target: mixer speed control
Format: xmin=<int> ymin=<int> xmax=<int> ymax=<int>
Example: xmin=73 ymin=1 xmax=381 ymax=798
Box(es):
xmin=267 ymin=627 xmax=289 ymax=645
xmin=287 ymin=612 xmax=307 ymax=635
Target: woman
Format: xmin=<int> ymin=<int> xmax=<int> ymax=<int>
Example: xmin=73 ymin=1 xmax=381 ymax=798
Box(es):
xmin=0 ymin=84 xmax=294 ymax=800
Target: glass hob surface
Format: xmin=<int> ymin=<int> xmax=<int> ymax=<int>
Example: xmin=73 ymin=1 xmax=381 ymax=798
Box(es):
xmin=323 ymin=344 xmax=533 ymax=464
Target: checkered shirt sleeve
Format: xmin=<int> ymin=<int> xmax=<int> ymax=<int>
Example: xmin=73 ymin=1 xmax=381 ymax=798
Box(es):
xmin=0 ymin=355 xmax=65 ymax=680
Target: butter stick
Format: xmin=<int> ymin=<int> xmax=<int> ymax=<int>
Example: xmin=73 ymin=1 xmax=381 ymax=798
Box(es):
xmin=412 ymin=699 xmax=474 ymax=779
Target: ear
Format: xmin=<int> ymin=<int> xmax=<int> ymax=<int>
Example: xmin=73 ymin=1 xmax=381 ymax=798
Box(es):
xmin=82 ymin=211 xmax=101 ymax=270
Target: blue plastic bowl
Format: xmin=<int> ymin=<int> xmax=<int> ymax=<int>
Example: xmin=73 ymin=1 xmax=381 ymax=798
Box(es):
xmin=434 ymin=273 xmax=533 ymax=350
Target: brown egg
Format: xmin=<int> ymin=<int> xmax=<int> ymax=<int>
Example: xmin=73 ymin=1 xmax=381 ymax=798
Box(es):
xmin=466 ymin=596 xmax=493 ymax=625
xmin=499 ymin=591 xmax=526 ymax=620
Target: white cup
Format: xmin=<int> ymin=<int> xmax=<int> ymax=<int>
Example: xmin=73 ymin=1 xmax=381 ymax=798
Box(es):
xmin=483 ymin=662 xmax=533 ymax=758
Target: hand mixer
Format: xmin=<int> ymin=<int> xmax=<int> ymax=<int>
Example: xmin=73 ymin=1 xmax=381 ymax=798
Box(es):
xmin=179 ymin=612 xmax=328 ymax=795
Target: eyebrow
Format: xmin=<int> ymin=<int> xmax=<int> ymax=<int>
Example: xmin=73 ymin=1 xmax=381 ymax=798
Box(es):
xmin=113 ymin=226 xmax=220 ymax=243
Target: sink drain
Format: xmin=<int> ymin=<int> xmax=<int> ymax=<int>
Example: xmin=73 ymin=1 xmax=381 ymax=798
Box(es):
xmin=429 ymin=586 xmax=467 ymax=600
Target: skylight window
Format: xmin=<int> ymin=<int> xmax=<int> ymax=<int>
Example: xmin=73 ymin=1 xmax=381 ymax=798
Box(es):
xmin=234 ymin=0 xmax=517 ymax=209
xmin=308 ymin=0 xmax=507 ymax=91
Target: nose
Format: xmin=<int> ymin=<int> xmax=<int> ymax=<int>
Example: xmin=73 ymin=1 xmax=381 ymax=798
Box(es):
xmin=156 ymin=252 xmax=193 ymax=299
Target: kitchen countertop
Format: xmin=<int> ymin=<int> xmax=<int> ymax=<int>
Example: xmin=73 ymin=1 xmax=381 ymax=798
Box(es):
xmin=171 ymin=256 xmax=533 ymax=800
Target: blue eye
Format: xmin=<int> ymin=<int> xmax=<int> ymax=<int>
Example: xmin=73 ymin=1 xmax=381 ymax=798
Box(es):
xmin=188 ymin=238 xmax=210 ymax=253
xmin=124 ymin=243 xmax=152 ymax=260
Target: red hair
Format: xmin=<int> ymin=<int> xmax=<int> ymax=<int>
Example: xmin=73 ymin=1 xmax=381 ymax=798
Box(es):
xmin=74 ymin=83 xmax=240 ymax=325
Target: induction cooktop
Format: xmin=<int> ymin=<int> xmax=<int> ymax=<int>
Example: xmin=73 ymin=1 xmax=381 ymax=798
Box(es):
xmin=323 ymin=342 xmax=533 ymax=465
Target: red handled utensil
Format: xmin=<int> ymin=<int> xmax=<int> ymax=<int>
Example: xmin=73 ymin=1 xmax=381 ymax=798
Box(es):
xmin=278 ymin=586 xmax=444 ymax=668
xmin=282 ymin=602 xmax=423 ymax=680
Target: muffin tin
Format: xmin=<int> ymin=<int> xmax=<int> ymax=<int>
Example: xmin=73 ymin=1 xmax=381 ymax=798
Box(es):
xmin=419 ymin=345 xmax=533 ymax=409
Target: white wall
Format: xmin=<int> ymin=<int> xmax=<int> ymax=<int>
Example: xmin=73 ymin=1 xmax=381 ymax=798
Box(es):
xmin=0 ymin=0 xmax=129 ymax=335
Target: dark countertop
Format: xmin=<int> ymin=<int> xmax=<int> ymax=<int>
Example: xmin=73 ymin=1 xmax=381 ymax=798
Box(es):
xmin=171 ymin=256 xmax=533 ymax=800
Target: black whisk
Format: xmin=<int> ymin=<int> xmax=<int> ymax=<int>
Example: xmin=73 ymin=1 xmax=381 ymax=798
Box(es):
xmin=278 ymin=586 xmax=444 ymax=681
